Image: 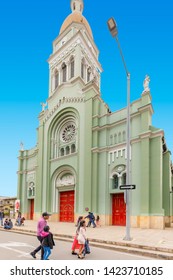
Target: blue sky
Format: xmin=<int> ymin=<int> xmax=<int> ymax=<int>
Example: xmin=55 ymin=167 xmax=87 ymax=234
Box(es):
xmin=0 ymin=0 xmax=173 ymax=197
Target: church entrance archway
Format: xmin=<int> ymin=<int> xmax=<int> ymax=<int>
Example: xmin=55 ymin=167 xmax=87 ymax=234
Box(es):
xmin=55 ymin=169 xmax=76 ymax=222
xmin=112 ymin=193 xmax=126 ymax=226
xmin=59 ymin=190 xmax=74 ymax=222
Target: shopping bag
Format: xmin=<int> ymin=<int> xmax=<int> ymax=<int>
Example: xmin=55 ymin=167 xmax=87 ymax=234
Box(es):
xmin=83 ymin=239 xmax=90 ymax=255
xmin=72 ymin=236 xmax=80 ymax=250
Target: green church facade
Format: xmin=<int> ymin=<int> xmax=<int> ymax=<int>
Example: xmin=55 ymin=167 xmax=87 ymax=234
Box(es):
xmin=17 ymin=0 xmax=173 ymax=229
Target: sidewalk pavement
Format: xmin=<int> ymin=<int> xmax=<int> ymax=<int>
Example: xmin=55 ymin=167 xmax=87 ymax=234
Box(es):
xmin=1 ymin=219 xmax=173 ymax=259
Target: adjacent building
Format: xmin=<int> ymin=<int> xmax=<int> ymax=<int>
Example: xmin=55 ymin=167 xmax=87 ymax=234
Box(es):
xmin=17 ymin=0 xmax=173 ymax=229
xmin=0 ymin=196 xmax=17 ymax=218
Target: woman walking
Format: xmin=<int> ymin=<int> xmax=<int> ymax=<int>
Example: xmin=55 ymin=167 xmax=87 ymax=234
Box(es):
xmin=77 ymin=220 xmax=87 ymax=259
xmin=71 ymin=216 xmax=84 ymax=255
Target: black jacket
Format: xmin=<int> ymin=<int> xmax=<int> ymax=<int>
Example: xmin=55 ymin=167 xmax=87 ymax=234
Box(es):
xmin=42 ymin=232 xmax=55 ymax=249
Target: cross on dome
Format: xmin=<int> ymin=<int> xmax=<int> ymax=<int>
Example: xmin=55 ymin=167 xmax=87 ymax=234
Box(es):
xmin=71 ymin=0 xmax=84 ymax=14
xmin=60 ymin=0 xmax=93 ymax=38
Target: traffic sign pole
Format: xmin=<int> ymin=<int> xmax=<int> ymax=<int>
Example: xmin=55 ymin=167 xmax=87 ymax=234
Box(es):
xmin=119 ymin=184 xmax=136 ymax=241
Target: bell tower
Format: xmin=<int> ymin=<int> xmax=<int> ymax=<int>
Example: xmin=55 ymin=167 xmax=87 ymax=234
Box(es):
xmin=47 ymin=0 xmax=102 ymax=100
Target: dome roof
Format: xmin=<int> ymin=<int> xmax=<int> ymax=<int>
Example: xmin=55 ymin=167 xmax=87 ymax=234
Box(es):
xmin=59 ymin=11 xmax=93 ymax=38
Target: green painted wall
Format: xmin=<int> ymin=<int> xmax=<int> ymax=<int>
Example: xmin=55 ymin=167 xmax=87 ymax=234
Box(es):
xmin=149 ymin=137 xmax=164 ymax=215
xmin=163 ymin=151 xmax=171 ymax=216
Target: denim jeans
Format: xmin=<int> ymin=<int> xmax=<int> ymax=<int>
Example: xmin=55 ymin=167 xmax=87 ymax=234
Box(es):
xmin=87 ymin=220 xmax=96 ymax=228
xmin=43 ymin=246 xmax=51 ymax=260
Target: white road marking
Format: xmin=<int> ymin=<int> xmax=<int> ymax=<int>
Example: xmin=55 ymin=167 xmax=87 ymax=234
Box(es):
xmin=0 ymin=241 xmax=33 ymax=247
xmin=0 ymin=241 xmax=37 ymax=258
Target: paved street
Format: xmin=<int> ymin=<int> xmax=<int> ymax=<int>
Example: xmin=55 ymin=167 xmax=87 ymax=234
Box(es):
xmin=0 ymin=231 xmax=155 ymax=260
xmin=1 ymin=219 xmax=173 ymax=259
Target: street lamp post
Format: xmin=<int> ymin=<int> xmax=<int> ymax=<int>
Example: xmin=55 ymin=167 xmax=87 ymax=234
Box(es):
xmin=107 ymin=17 xmax=132 ymax=241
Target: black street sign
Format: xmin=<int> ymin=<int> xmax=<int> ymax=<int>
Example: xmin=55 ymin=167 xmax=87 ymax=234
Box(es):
xmin=119 ymin=184 xmax=136 ymax=190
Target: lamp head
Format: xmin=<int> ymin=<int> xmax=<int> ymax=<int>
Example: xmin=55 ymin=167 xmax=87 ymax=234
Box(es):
xmin=107 ymin=17 xmax=118 ymax=37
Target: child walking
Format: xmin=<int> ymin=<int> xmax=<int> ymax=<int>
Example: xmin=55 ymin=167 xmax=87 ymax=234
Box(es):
xmin=41 ymin=225 xmax=55 ymax=260
xmin=96 ymin=215 xmax=101 ymax=227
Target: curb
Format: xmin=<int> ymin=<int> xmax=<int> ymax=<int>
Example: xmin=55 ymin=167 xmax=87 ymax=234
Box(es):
xmin=1 ymin=227 xmax=173 ymax=260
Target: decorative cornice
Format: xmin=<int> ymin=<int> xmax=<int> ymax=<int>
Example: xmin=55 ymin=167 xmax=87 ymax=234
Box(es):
xmin=56 ymin=185 xmax=75 ymax=192
xmin=92 ymin=119 xmax=125 ymax=131
xmin=139 ymin=131 xmax=152 ymax=139
xmin=91 ymin=147 xmax=109 ymax=153
xmin=17 ymin=167 xmax=37 ymax=175
xmin=50 ymin=152 xmax=77 ymax=163
xmin=42 ymin=96 xmax=84 ymax=124
xmin=139 ymin=129 xmax=163 ymax=140
xmin=49 ymin=41 xmax=78 ymax=69
xmin=138 ymin=103 xmax=154 ymax=115
xmin=92 ymin=142 xmax=126 ymax=154
xmin=150 ymin=130 xmax=164 ymax=138
xmin=18 ymin=152 xmax=38 ymax=160
xmin=49 ymin=32 xmax=102 ymax=73
xmin=91 ymin=131 xmax=164 ymax=155
xmin=92 ymin=103 xmax=154 ymax=132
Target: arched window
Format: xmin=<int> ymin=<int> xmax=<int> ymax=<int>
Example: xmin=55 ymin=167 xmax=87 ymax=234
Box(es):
xmin=118 ymin=132 xmax=121 ymax=143
xmin=28 ymin=182 xmax=35 ymax=197
xmin=122 ymin=173 xmax=126 ymax=185
xmin=114 ymin=134 xmax=117 ymax=144
xmin=66 ymin=146 xmax=70 ymax=155
xmin=81 ymin=58 xmax=85 ymax=79
xmin=110 ymin=135 xmax=113 ymax=145
xmin=60 ymin=148 xmax=64 ymax=157
xmin=87 ymin=67 xmax=91 ymax=82
xmin=62 ymin=63 xmax=67 ymax=82
xmin=54 ymin=70 xmax=59 ymax=89
xmin=70 ymin=56 xmax=75 ymax=79
xmin=123 ymin=131 xmax=126 ymax=141
xmin=71 ymin=144 xmax=76 ymax=153
xmin=113 ymin=174 xmax=119 ymax=189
